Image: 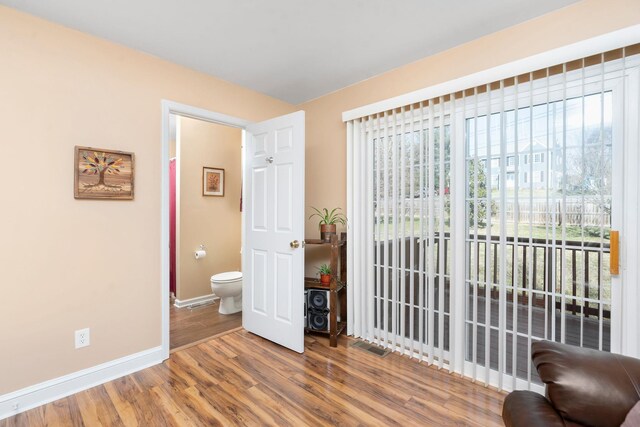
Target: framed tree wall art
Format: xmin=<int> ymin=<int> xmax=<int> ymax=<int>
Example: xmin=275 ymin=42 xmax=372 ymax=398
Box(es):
xmin=203 ymin=167 xmax=224 ymax=197
xmin=74 ymin=146 xmax=135 ymax=200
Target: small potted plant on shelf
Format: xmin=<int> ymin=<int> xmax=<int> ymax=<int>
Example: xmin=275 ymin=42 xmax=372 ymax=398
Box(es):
xmin=308 ymin=207 xmax=346 ymax=242
xmin=316 ymin=264 xmax=332 ymax=286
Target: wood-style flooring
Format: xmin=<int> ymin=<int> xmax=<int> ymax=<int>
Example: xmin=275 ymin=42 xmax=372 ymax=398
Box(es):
xmin=170 ymin=300 xmax=242 ymax=350
xmin=1 ymin=330 xmax=505 ymax=426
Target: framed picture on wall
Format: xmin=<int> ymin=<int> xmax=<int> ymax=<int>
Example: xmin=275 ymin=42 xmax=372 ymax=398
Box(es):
xmin=203 ymin=167 xmax=225 ymax=197
xmin=74 ymin=146 xmax=135 ymax=200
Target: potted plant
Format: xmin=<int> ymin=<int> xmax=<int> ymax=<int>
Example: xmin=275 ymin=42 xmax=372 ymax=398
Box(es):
xmin=309 ymin=207 xmax=346 ymax=242
xmin=316 ymin=264 xmax=332 ymax=286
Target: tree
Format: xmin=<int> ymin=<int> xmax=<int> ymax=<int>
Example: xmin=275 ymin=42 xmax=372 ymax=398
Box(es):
xmin=563 ymin=131 xmax=612 ymax=205
xmin=467 ymin=159 xmax=493 ymax=228
xmin=562 ymin=127 xmax=612 ymax=233
xmin=81 ymin=151 xmax=124 ymax=189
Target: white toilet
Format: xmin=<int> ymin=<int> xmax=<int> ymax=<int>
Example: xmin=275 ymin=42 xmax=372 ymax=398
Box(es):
xmin=210 ymin=271 xmax=243 ymax=314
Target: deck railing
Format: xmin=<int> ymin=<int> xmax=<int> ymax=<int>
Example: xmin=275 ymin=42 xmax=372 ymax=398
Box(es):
xmin=375 ymin=234 xmax=611 ymax=320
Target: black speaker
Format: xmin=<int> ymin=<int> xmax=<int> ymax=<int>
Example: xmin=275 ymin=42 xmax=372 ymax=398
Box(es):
xmin=303 ymin=290 xmax=308 ymax=328
xmin=308 ymin=309 xmax=329 ymax=331
xmin=308 ymin=289 xmax=329 ymax=311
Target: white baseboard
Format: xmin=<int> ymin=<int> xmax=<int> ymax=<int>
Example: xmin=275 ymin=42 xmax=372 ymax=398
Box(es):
xmin=0 ymin=346 xmax=163 ymax=421
xmin=173 ymin=293 xmax=218 ymax=308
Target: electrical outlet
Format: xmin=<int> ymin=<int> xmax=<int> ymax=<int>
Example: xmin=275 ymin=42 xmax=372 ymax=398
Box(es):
xmin=75 ymin=328 xmax=90 ymax=349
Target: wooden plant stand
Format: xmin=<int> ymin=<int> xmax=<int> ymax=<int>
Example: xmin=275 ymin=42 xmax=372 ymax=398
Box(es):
xmin=304 ymin=232 xmax=347 ymax=347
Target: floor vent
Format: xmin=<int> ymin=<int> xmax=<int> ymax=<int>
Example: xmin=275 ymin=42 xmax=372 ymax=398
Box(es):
xmin=187 ymin=301 xmax=215 ymax=310
xmin=350 ymin=340 xmax=391 ymax=357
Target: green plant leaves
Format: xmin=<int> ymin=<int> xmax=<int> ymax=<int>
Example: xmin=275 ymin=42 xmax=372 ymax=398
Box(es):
xmin=308 ymin=206 xmax=346 ymax=226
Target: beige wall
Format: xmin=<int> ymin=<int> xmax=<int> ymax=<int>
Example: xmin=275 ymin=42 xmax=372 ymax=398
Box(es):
xmin=0 ymin=6 xmax=294 ymax=395
xmin=177 ymin=117 xmax=242 ymax=301
xmin=1 ymin=0 xmax=638 ymax=398
xmin=299 ymin=0 xmax=640 ymax=275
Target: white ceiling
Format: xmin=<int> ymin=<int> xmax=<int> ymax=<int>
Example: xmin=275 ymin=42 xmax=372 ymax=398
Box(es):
xmin=1 ymin=0 xmax=578 ymax=104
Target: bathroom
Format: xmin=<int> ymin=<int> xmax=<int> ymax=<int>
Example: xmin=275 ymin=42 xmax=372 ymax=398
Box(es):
xmin=169 ymin=113 xmax=243 ymax=351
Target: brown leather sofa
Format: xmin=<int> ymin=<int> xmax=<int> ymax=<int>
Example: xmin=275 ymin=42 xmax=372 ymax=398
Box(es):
xmin=502 ymin=340 xmax=640 ymax=427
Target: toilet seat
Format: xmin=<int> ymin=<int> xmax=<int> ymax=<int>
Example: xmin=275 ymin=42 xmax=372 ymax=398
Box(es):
xmin=211 ymin=271 xmax=242 ymax=283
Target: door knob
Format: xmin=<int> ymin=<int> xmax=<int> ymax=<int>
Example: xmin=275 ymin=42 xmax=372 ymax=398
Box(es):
xmin=290 ymin=240 xmax=300 ymax=249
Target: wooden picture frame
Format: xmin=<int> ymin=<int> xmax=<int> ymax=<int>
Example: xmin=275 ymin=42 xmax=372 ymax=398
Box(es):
xmin=74 ymin=146 xmax=135 ymax=200
xmin=203 ymin=167 xmax=225 ymax=197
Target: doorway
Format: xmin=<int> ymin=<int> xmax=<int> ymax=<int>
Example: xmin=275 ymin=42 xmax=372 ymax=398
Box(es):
xmin=168 ymin=113 xmax=244 ymax=351
xmin=161 ymin=102 xmax=251 ymax=359
xmin=161 ymin=102 xmax=307 ymax=359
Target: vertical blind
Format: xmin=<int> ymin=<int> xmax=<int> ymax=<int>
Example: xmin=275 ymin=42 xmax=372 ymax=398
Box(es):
xmin=346 ymin=45 xmax=640 ymax=392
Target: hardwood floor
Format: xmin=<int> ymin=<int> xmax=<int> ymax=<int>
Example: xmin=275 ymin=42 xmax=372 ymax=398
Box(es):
xmin=2 ymin=330 xmax=506 ymax=426
xmin=170 ymin=300 xmax=242 ymax=350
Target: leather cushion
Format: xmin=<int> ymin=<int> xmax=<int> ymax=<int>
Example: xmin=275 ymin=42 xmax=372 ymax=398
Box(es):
xmin=502 ymin=390 xmax=565 ymax=427
xmin=532 ymin=341 xmax=640 ymax=427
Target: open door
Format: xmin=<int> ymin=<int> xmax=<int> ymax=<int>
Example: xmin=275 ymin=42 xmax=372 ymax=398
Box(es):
xmin=243 ymin=111 xmax=305 ymax=353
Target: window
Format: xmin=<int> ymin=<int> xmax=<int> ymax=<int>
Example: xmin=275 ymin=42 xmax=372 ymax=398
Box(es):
xmin=347 ymin=46 xmax=637 ymax=395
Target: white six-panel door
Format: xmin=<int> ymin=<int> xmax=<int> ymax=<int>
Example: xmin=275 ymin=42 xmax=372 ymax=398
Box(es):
xmin=243 ymin=111 xmax=305 ymax=353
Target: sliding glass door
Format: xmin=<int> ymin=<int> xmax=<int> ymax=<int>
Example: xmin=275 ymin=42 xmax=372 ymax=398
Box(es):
xmin=347 ymin=48 xmax=638 ymax=392
xmin=372 ymin=107 xmax=452 ymax=366
xmin=464 ymin=70 xmax=621 ymax=389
